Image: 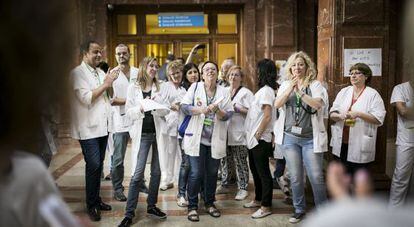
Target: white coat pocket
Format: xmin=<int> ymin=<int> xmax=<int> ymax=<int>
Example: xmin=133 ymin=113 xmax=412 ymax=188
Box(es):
xmin=361 ymin=135 xmax=375 ymax=153
xmin=330 ymin=124 xmax=341 ymax=147
xmin=87 ymin=106 xmax=99 ymax=128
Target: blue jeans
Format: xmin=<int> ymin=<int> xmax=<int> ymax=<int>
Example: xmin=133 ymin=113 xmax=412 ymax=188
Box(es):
xmin=177 ymin=139 xmax=190 ymax=198
xmin=125 ymin=133 xmax=161 ymax=218
xmin=281 ymin=133 xmax=327 ymax=214
xmin=187 ymin=144 xmax=220 ymax=210
xmin=111 ymin=132 xmax=129 ymax=193
xmin=79 ymin=136 xmax=108 ymax=209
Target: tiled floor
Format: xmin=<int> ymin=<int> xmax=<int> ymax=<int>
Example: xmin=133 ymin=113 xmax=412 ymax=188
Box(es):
xmin=50 ymin=143 xmax=298 ymax=227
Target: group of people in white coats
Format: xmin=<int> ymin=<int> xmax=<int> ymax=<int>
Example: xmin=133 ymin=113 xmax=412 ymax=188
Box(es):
xmin=70 ymin=40 xmax=413 ymax=226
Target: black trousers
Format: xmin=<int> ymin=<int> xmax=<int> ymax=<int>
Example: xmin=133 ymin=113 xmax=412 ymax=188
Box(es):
xmin=248 ymin=140 xmax=273 ymax=207
xmin=334 ymin=143 xmax=371 ymax=177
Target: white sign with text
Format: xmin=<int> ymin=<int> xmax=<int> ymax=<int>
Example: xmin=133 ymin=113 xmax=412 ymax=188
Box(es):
xmin=343 ymin=48 xmax=382 ymax=76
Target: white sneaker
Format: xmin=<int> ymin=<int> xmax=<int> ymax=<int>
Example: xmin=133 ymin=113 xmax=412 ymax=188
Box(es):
xmin=216 ymin=185 xmax=231 ymax=194
xmin=235 ymin=189 xmax=249 ymax=201
xmin=177 ymin=196 xmax=188 ymax=207
xmin=160 ymin=183 xmax=174 ymax=191
xmin=243 ymin=200 xmax=261 ymax=208
xmin=251 ymin=208 xmax=272 ymax=219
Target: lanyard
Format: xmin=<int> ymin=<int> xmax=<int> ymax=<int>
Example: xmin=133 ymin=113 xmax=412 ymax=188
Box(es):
xmin=294 ymin=93 xmax=302 ymax=125
xmin=93 ymin=70 xmax=110 ymax=102
xmin=204 ymin=86 xmax=216 ymax=105
xmin=349 ymin=86 xmax=366 ymax=111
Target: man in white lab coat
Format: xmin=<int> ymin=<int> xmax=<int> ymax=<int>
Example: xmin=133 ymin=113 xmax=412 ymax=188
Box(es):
xmin=70 ymin=41 xmax=117 ymax=221
xmin=109 ymin=44 xmax=140 ymax=201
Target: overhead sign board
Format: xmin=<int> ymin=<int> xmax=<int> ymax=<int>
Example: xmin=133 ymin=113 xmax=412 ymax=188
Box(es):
xmin=343 ymin=48 xmax=382 ymax=76
xmin=158 ymin=12 xmax=204 ymax=27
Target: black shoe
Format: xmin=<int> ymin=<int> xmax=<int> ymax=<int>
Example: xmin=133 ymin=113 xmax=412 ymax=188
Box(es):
xmin=104 ymin=173 xmax=112 ymax=181
xmin=118 ymin=217 xmax=132 ymax=227
xmin=99 ymin=201 xmax=112 ymax=211
xmin=147 ymin=206 xmax=167 ymax=219
xmin=139 ymin=182 xmax=149 ymax=194
xmin=289 ymin=212 xmax=305 ymax=223
xmin=87 ymin=207 xmax=101 ymax=222
xmin=114 ymin=191 xmax=127 ymax=202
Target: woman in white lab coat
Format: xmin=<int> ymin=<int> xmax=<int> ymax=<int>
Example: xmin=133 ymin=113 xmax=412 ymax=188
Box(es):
xmin=180 ymin=61 xmax=233 ymax=222
xmin=158 ymin=60 xmax=187 ymax=191
xmin=119 ymin=57 xmax=168 ymax=226
xmin=274 ymin=51 xmax=328 ymax=223
xmin=225 ymin=65 xmax=254 ymax=201
xmin=330 ymin=63 xmax=386 ymax=175
xmin=177 ymin=63 xmax=201 ymax=207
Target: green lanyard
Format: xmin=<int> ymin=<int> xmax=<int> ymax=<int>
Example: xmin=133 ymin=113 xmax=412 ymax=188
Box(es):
xmin=204 ymin=86 xmax=216 ymax=106
xmin=294 ymin=93 xmax=301 ymax=125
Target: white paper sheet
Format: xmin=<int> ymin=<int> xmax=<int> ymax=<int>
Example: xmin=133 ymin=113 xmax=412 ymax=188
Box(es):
xmin=139 ymin=99 xmax=169 ymax=112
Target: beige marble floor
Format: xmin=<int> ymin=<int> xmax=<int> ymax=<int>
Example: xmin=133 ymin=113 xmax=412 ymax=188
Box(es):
xmin=51 ymin=143 xmax=303 ymax=227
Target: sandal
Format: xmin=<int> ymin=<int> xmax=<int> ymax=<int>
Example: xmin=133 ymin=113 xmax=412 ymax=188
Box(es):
xmin=187 ymin=210 xmax=199 ymax=222
xmin=206 ymin=205 xmax=221 ymax=218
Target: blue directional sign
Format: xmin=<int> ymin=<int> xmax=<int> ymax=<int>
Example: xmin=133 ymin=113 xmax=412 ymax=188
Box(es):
xmin=158 ymin=12 xmax=204 ymax=27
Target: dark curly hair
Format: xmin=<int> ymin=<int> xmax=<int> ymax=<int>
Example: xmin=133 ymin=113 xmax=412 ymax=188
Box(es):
xmin=257 ymin=59 xmax=279 ymax=89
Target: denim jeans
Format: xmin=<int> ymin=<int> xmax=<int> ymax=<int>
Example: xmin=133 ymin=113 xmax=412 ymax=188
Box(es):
xmin=187 ymin=144 xmax=220 ymax=210
xmin=281 ymin=133 xmax=327 ymax=214
xmin=111 ymin=132 xmax=129 ymax=193
xmin=125 ymin=133 xmax=161 ymax=218
xmin=79 ymin=135 xmax=108 ymax=209
xmin=177 ymin=139 xmax=190 ymax=197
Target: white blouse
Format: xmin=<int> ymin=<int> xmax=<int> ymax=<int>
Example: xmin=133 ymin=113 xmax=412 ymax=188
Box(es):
xmin=245 ymin=85 xmax=276 ymax=149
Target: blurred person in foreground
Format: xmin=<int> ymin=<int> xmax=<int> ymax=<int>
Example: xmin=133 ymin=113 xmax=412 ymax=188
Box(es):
xmin=302 ymin=162 xmax=414 ymax=227
xmin=0 ymin=0 xmax=87 ymax=226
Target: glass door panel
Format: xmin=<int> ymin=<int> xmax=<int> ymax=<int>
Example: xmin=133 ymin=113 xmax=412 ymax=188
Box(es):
xmin=217 ymin=42 xmax=237 ymax=65
xmin=181 ymin=42 xmax=209 ymax=65
xmin=146 ymin=43 xmax=174 ymax=65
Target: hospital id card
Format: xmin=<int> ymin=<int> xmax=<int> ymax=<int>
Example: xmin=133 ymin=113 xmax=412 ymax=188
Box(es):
xmin=291 ymin=126 xmax=302 ymax=135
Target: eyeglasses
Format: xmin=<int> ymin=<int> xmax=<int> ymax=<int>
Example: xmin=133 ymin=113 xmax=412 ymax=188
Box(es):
xmin=349 ymin=71 xmax=363 ymax=76
xmin=203 ymin=67 xmax=217 ymax=72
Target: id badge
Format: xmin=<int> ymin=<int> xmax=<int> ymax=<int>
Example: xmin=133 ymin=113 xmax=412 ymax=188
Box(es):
xmin=291 ymin=126 xmax=302 ymax=134
xmin=203 ymin=118 xmax=213 ymax=126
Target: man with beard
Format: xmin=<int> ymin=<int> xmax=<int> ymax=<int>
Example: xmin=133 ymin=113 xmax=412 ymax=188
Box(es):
xmin=109 ymin=44 xmax=146 ymax=201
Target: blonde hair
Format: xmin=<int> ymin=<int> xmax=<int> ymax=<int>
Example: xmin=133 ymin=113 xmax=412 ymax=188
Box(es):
xmin=285 ymin=51 xmax=317 ymax=88
xmin=227 ymin=65 xmax=245 ymax=85
xmin=137 ymin=56 xmax=160 ymax=91
xmin=166 ymin=60 xmax=184 ymax=80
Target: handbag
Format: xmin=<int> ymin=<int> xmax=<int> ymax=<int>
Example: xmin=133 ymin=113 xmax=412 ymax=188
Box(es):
xmin=178 ymin=82 xmax=198 ymax=137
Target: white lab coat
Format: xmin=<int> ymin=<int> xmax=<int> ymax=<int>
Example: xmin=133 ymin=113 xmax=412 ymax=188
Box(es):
xmin=330 ymin=85 xmax=386 ymax=163
xmin=70 ymin=61 xmax=110 ymax=140
xmin=274 ymin=80 xmax=328 ymax=154
xmin=126 ymin=82 xmax=169 ymax=175
xmin=110 ymin=66 xmax=138 ymax=134
xmin=227 ymin=86 xmax=254 ymax=146
xmin=159 ymin=82 xmax=187 ymax=137
xmin=181 ymin=82 xmax=233 ymax=159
